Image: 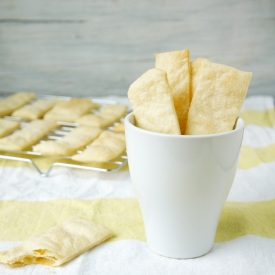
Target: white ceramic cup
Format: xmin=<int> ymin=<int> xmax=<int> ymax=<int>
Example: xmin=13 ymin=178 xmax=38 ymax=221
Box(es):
xmin=125 ymin=112 xmax=244 ymax=259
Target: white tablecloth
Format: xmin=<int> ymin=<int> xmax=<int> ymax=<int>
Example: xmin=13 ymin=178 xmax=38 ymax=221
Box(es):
xmin=0 ymin=96 xmax=274 ymax=275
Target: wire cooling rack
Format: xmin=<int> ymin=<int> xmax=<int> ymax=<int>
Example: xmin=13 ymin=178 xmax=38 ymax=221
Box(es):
xmin=0 ymin=93 xmax=128 ymax=176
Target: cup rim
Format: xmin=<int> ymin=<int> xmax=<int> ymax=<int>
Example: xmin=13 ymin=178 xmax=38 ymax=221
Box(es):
xmin=125 ymin=112 xmax=244 ymax=139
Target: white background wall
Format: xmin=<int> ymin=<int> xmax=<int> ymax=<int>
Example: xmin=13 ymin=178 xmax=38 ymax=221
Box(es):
xmin=0 ymin=0 xmax=274 ymax=97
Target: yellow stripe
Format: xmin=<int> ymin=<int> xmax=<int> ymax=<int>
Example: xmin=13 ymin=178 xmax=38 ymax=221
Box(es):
xmin=240 ymin=109 xmax=275 ymax=127
xmin=0 ymin=198 xmax=274 ymax=243
xmin=216 ymin=200 xmax=275 ymax=242
xmin=0 ymin=199 xmax=144 ymax=242
xmin=239 ymin=144 xmax=275 ymax=169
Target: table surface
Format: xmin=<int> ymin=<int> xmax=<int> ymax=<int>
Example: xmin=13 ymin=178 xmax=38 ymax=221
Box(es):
xmin=0 ymin=0 xmax=274 ymax=97
xmin=0 ymin=95 xmax=275 ymax=275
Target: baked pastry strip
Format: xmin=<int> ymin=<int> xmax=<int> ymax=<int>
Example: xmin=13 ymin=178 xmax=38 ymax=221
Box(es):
xmin=76 ymin=104 xmax=127 ymax=127
xmin=0 ymin=92 xmax=35 ymax=117
xmin=0 ymin=119 xmax=20 ymax=138
xmin=72 ymin=130 xmax=126 ymax=163
xmin=100 ymin=104 xmax=128 ymax=117
xmin=76 ymin=113 xmax=118 ymax=128
xmin=0 ymin=216 xmax=112 ymax=267
xmin=0 ymin=120 xmax=57 ymax=151
xmin=155 ymin=49 xmax=191 ymax=134
xmin=12 ymin=99 xmax=60 ymax=120
xmin=112 ymin=122 xmax=124 ymax=132
xmin=128 ymin=68 xmax=181 ymax=135
xmin=33 ymin=126 xmax=102 ymax=156
xmin=185 ymin=59 xmax=252 ymax=135
xmin=44 ymin=98 xmax=100 ymax=122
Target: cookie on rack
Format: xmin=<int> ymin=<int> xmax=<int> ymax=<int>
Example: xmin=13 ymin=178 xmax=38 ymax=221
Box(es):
xmin=76 ymin=104 xmax=127 ymax=128
xmin=76 ymin=113 xmax=117 ymax=128
xmin=44 ymin=98 xmax=99 ymax=122
xmin=112 ymin=122 xmax=124 ymax=132
xmin=0 ymin=92 xmax=35 ymax=117
xmin=100 ymin=104 xmax=128 ymax=117
xmin=72 ymin=130 xmax=126 ymax=162
xmin=12 ymin=99 xmax=60 ymax=120
xmin=0 ymin=120 xmax=57 ymax=151
xmin=0 ymin=119 xmax=20 ymax=138
xmin=33 ymin=126 xmax=102 ymax=156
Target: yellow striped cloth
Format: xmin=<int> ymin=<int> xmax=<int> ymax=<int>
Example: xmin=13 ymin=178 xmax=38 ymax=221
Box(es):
xmin=0 ymin=95 xmax=274 ymax=275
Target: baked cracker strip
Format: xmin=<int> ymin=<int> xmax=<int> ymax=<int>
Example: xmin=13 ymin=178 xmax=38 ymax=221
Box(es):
xmin=76 ymin=104 xmax=127 ymax=128
xmin=76 ymin=113 xmax=117 ymax=128
xmin=72 ymin=130 xmax=126 ymax=162
xmin=185 ymin=58 xmax=252 ymax=135
xmin=44 ymin=98 xmax=99 ymax=122
xmin=0 ymin=120 xmax=57 ymax=151
xmin=33 ymin=126 xmax=102 ymax=156
xmin=0 ymin=119 xmax=20 ymax=138
xmin=0 ymin=92 xmax=35 ymax=117
xmin=100 ymin=104 xmax=128 ymax=117
xmin=12 ymin=99 xmax=60 ymax=120
xmin=112 ymin=122 xmax=124 ymax=132
xmin=190 ymin=58 xmax=207 ymax=100
xmin=155 ymin=49 xmax=191 ymax=134
xmin=0 ymin=216 xmax=112 ymax=267
xmin=128 ymin=68 xmax=180 ymax=135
